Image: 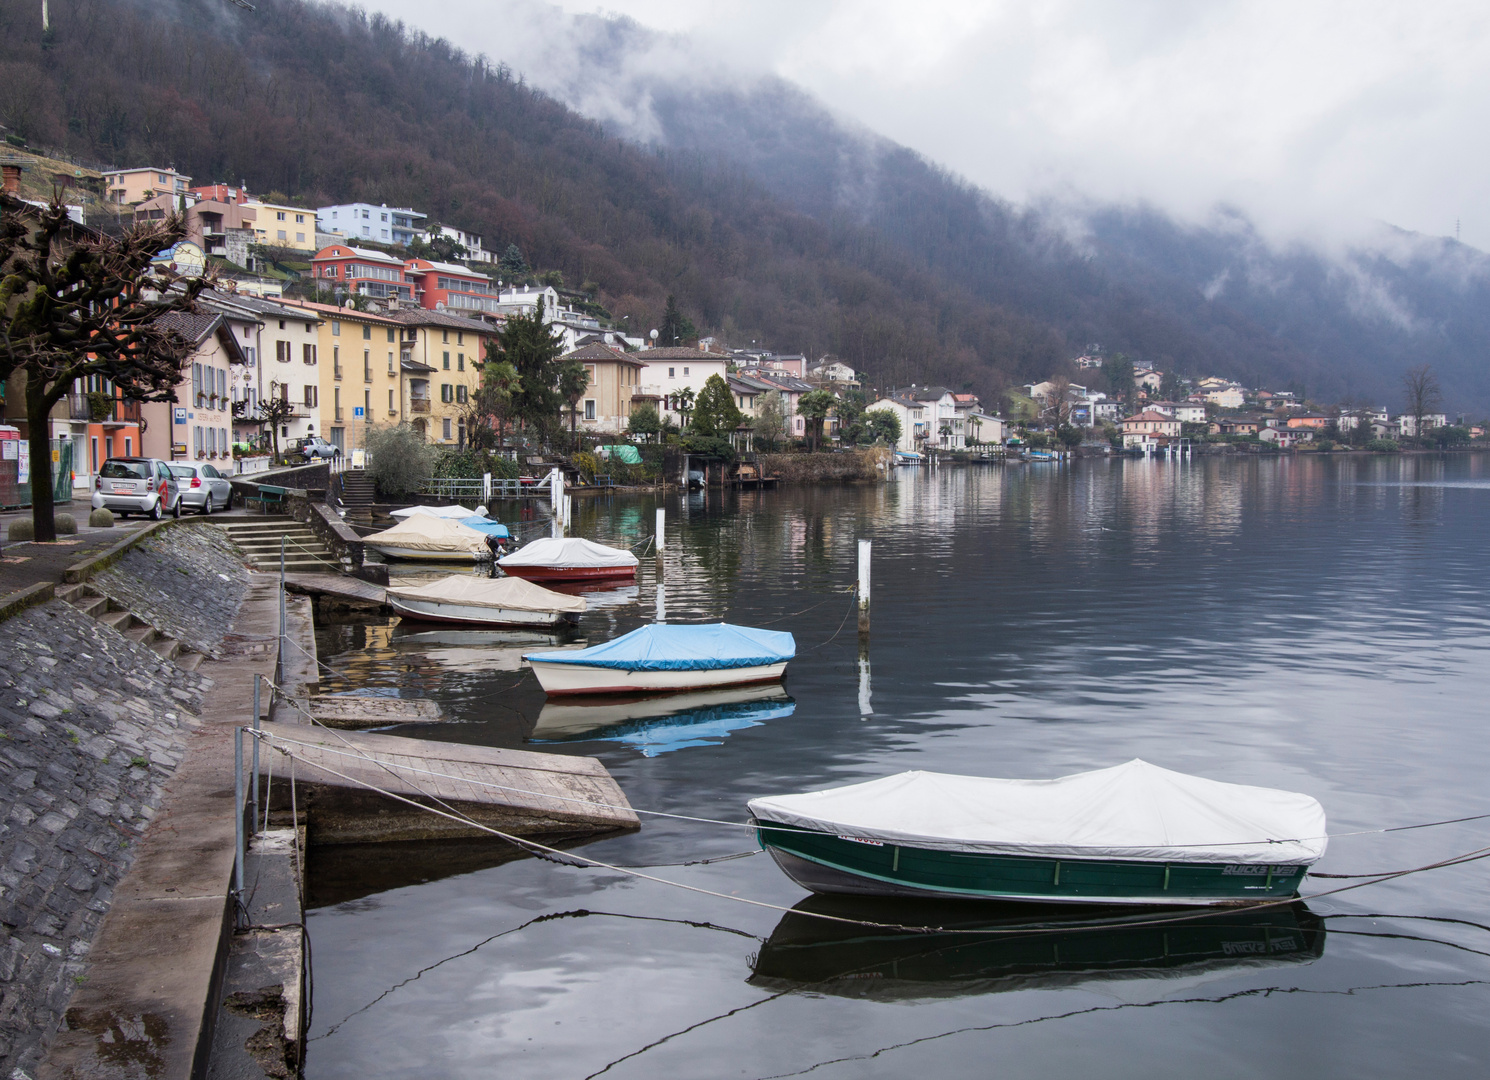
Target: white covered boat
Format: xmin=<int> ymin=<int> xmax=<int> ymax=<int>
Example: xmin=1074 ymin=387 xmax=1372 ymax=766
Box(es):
xmin=390 ymin=504 xmax=486 ymax=520
xmin=750 ymin=760 xmax=1328 ymax=906
xmin=498 ymin=536 xmax=638 ymax=582
xmin=524 ymin=623 xmax=795 ymax=696
xmin=387 ymin=575 xmax=586 ymax=628
xmin=363 ymin=515 xmax=492 ymax=562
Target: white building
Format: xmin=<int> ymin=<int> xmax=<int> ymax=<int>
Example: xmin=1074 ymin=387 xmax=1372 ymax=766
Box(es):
xmin=317 ymin=203 xmax=427 ymax=246
xmin=965 ymin=411 xmax=1006 ymax=446
xmin=636 ymin=348 xmax=731 ymax=427
xmin=866 ymin=394 xmax=927 ymax=454
xmin=1397 ymin=413 xmax=1448 ymax=437
xmin=423 ymin=225 xmax=488 ymax=262
xmin=209 ymin=293 xmax=324 ymax=447
xmin=1203 ymin=385 xmax=1245 ymax=410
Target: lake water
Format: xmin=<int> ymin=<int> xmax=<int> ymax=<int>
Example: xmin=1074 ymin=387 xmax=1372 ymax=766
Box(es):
xmin=303 ymin=455 xmax=1490 ymax=1079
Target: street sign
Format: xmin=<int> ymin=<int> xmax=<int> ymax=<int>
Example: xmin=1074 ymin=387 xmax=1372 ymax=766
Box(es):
xmin=173 ymin=407 xmax=187 ymax=424
xmin=353 ymin=407 xmax=365 ymax=418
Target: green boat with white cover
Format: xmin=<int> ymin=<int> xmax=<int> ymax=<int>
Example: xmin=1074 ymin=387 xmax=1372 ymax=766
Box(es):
xmin=749 ymin=760 xmax=1327 ymax=907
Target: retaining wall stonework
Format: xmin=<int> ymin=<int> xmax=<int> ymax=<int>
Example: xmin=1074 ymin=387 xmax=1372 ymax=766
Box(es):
xmin=0 ymin=601 xmax=215 ymax=1077
xmin=90 ymin=525 xmax=250 ymax=659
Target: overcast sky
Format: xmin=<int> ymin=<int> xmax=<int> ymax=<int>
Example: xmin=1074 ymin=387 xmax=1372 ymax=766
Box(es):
xmin=365 ymin=0 xmax=1490 ymax=250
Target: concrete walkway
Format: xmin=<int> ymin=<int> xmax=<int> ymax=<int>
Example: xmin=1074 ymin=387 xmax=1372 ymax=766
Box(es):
xmin=38 ymin=576 xmax=282 ymax=1080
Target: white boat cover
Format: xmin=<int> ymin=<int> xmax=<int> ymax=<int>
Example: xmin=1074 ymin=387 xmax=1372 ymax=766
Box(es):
xmin=387 ymin=575 xmax=585 ymax=613
xmin=364 ymin=515 xmax=490 ymax=555
xmin=390 ymin=504 xmax=485 ymax=520
xmin=499 ymin=536 xmax=638 ymax=570
xmin=748 ymin=760 xmax=1327 ymax=865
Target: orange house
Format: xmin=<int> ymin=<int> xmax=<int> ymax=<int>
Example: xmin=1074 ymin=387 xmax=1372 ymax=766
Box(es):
xmin=1286 ymin=412 xmax=1333 ymax=430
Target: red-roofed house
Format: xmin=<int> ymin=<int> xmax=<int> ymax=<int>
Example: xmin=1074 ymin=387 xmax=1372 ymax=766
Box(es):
xmin=1121 ymin=409 xmax=1180 ymax=449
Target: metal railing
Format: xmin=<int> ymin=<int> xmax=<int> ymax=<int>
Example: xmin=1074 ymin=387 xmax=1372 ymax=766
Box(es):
xmin=334 ymin=365 xmax=344 ymax=380
xmin=409 ymin=399 xmax=430 ymax=414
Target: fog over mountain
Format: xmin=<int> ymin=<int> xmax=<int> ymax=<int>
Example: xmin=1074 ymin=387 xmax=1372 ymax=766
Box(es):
xmin=371 ymin=0 xmax=1490 ymax=413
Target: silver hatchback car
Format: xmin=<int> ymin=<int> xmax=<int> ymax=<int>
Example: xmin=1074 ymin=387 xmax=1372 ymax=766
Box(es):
xmin=91 ymin=458 xmax=182 ymax=520
xmin=168 ymin=463 xmax=235 ymax=515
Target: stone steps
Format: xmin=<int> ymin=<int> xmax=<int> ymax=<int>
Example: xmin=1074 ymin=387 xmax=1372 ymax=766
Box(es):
xmin=214 ymin=519 xmax=341 ymax=571
xmin=55 ymin=582 xmax=207 ymax=671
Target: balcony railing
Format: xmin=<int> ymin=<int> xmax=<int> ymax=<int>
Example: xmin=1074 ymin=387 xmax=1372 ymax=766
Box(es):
xmin=409 ymin=399 xmax=430 ymax=414
xmin=334 ymin=365 xmax=343 ymax=380
xmin=64 ymin=393 xmax=91 ymax=420
xmin=335 ymin=407 xmax=344 ymax=421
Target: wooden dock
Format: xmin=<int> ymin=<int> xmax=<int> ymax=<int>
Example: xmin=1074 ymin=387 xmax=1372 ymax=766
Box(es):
xmin=255 ymin=720 xmax=639 ymax=844
xmin=282 ymin=572 xmax=388 ymax=612
xmin=305 ymin=695 xmax=444 ymax=729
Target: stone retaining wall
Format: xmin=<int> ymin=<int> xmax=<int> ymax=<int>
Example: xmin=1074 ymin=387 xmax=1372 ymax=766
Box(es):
xmin=90 ymin=525 xmax=249 ymax=659
xmin=0 ymin=600 xmax=215 ymax=1077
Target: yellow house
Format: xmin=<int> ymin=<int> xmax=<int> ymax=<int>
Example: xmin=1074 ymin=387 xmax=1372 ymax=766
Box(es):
xmin=245 ymin=200 xmax=318 ymax=252
xmin=278 ymin=300 xmax=406 ymax=454
xmin=392 ymin=310 xmax=496 ymax=445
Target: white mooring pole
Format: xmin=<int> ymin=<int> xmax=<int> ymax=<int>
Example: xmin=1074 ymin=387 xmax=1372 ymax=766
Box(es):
xmin=655 ymin=506 xmax=665 ymax=552
xmin=857 ymin=539 xmax=871 ymax=636
xmin=655 ymin=582 xmax=666 ymax=624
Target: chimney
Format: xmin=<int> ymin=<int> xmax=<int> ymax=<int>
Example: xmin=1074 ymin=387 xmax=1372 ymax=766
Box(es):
xmin=2 ymin=164 xmax=21 ymax=195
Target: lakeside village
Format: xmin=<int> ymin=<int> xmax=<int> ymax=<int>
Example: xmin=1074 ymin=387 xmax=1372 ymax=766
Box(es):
xmin=0 ymin=155 xmax=1477 ymax=1078
xmin=0 ymin=153 xmax=1482 ymax=517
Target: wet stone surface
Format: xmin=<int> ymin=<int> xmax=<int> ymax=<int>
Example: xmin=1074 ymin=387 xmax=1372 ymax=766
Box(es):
xmin=0 ymin=530 xmax=240 ymax=1077
xmin=92 ymin=524 xmax=250 ymax=658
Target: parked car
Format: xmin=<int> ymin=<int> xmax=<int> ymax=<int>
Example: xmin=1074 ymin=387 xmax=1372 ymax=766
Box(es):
xmin=168 ymin=463 xmax=235 ymax=515
xmin=291 ymin=435 xmax=341 ymax=462
xmin=92 ymin=458 xmax=181 ymax=520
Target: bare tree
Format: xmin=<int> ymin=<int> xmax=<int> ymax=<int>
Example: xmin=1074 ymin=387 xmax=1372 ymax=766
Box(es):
xmin=1402 ymin=364 xmax=1441 ymax=442
xmin=1 ymin=200 xmax=208 ymax=541
xmin=1043 ymin=374 xmax=1073 ymax=428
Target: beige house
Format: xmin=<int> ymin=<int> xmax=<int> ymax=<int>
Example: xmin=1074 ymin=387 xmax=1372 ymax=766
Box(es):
xmin=560 ymin=342 xmax=646 ymax=435
xmin=103 ymin=166 xmax=190 ymax=206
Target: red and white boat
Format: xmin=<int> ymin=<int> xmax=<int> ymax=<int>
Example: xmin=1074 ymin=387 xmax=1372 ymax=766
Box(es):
xmin=498 ymin=537 xmax=638 ymax=582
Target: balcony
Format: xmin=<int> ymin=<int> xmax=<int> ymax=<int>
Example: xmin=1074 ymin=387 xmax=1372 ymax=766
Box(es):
xmin=334 ymin=365 xmax=343 ymax=381
xmin=104 ymin=400 xmax=142 ymax=427
xmin=335 ymin=407 xmax=344 ymax=421
xmin=409 ymin=398 xmax=430 ymax=414
xmin=64 ymin=393 xmax=91 ymax=420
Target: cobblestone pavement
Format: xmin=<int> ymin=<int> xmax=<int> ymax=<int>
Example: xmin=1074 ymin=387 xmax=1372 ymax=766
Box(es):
xmin=92 ymin=524 xmax=251 ymax=658
xmin=0 ymin=524 xmax=252 ymax=1078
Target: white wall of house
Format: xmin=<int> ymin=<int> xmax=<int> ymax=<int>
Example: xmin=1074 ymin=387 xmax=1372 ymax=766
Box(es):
xmin=640 ymin=358 xmax=730 ymax=425
xmin=866 ymin=399 xmax=925 ymax=453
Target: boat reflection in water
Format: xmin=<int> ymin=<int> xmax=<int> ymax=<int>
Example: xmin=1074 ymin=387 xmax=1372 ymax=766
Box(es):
xmin=750 ymin=894 xmax=1325 ymax=999
xmin=387 ymin=625 xmax=586 ymax=674
xmin=529 ymin=684 xmax=795 ymax=756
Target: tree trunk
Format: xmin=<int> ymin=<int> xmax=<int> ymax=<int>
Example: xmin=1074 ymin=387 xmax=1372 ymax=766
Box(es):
xmin=26 ymin=375 xmax=58 ymax=543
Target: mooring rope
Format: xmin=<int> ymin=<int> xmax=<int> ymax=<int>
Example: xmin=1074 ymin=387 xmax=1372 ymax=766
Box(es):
xmin=245 ymin=728 xmax=1490 ymax=938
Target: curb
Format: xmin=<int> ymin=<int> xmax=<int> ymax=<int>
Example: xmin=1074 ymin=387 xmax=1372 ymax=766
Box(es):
xmin=0 ymin=580 xmax=56 ymax=623
xmin=63 ymin=518 xmax=182 ymax=584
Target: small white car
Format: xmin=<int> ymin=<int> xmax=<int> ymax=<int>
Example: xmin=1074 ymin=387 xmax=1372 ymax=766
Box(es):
xmin=91 ymin=458 xmax=182 ymax=520
xmin=168 ymin=463 xmax=235 ymax=515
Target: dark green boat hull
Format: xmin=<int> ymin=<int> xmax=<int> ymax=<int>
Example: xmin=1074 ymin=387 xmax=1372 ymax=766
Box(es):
xmin=758 ymin=822 xmax=1309 ymax=906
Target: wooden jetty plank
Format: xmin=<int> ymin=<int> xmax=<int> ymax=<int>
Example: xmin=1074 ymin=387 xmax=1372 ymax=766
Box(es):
xmin=282 ymin=573 xmax=388 ymax=608
xmin=255 ymin=721 xmax=638 ymax=842
xmin=307 ymin=695 xmax=444 ymax=728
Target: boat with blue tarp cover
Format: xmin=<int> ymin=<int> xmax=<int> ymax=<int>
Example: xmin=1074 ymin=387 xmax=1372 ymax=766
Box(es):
xmin=457 ymin=516 xmax=510 ymax=540
xmin=525 ymin=623 xmax=795 ymax=696
xmin=750 ymin=760 xmax=1327 ymax=907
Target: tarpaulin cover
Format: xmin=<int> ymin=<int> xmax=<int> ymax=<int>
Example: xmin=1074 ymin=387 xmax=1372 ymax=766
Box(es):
xmin=526 ymin=623 xmax=796 ymax=672
xmin=499 ymin=536 xmax=638 ymax=570
xmin=363 ymin=515 xmax=490 ymax=555
xmin=749 ymin=760 xmax=1327 ymax=865
xmin=597 ymin=444 xmax=643 ymax=464
xmin=387 ymin=574 xmax=586 ymax=613
xmin=390 ymin=504 xmax=484 ymax=520
xmin=458 ymin=516 xmax=510 ymax=539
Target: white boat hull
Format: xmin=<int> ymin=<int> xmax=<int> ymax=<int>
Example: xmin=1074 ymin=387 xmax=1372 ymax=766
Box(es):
xmin=528 ymin=660 xmax=788 ymax=697
xmin=389 ymin=594 xmax=574 ymax=628
xmin=366 ymin=543 xmax=487 ymax=562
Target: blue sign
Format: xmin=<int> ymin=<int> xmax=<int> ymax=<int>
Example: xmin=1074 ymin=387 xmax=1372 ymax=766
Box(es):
xmin=173 ymin=407 xmax=187 ymax=425
xmin=353 ymin=407 xmax=365 ymax=418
